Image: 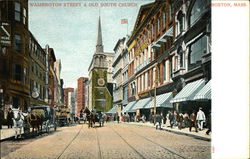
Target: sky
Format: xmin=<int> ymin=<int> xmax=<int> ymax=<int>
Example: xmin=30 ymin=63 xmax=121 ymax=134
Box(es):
xmin=28 ymin=0 xmax=154 ymax=89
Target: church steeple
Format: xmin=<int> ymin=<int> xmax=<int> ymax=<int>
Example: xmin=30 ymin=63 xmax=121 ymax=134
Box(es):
xmin=96 ymin=16 xmax=104 ymax=53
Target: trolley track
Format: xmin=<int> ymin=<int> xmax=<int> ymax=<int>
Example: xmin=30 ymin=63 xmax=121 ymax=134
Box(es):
xmin=110 ymin=126 xmax=147 ymax=159
xmin=56 ymin=124 xmax=84 ymax=159
xmin=110 ymin=124 xmax=187 ymax=159
xmin=129 ymin=128 xmax=187 ymax=159
xmin=95 ymin=128 xmax=103 ymax=159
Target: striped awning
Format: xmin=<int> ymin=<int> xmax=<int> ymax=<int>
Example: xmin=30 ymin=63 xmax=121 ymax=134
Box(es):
xmin=170 ymin=79 xmax=205 ymax=103
xmin=106 ymin=107 xmax=116 ymax=114
xmin=145 ymin=92 xmax=173 ymax=109
xmin=194 ymin=80 xmax=211 ymax=100
xmin=132 ymin=97 xmax=152 ymax=110
xmin=122 ymin=101 xmax=137 ymax=113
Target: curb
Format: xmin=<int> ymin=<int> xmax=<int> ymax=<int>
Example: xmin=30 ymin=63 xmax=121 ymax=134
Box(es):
xmin=122 ymin=122 xmax=211 ymax=141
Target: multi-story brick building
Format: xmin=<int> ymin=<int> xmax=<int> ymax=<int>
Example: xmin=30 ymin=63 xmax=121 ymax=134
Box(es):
xmin=0 ymin=0 xmax=63 ymax=117
xmin=77 ymin=77 xmax=88 ymax=116
xmin=63 ymin=87 xmax=74 ymax=107
xmin=29 ymin=32 xmax=47 ymax=106
xmin=123 ymin=0 xmax=211 ymax=119
xmin=0 ymin=0 xmax=30 ymax=116
xmin=124 ymin=0 xmax=175 ymax=119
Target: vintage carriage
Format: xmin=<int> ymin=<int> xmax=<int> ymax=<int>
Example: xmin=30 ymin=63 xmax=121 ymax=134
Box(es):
xmin=55 ymin=105 xmax=71 ymax=126
xmin=29 ymin=105 xmax=57 ymax=133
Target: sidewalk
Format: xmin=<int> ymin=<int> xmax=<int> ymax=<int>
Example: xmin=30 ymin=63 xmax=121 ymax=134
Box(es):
xmin=0 ymin=126 xmax=20 ymax=141
xmin=123 ymin=121 xmax=211 ymax=141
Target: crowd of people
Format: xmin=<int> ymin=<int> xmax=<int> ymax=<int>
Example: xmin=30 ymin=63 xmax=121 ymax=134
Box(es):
xmin=121 ymin=107 xmax=211 ymax=135
xmin=156 ymin=107 xmax=211 ymax=135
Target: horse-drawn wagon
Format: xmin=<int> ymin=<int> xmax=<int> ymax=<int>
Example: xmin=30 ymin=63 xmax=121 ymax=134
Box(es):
xmin=29 ymin=105 xmax=57 ymax=133
xmin=55 ymin=105 xmax=71 ymax=126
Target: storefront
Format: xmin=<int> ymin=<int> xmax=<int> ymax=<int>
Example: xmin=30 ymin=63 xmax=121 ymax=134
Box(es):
xmin=170 ymin=79 xmax=211 ymax=115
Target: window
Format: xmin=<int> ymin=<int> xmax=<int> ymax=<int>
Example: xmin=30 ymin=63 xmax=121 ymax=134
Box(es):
xmin=157 ymin=18 xmax=160 ymax=33
xmin=0 ymin=59 xmax=7 ymax=77
xmin=14 ymin=35 xmax=21 ymax=51
xmin=190 ymin=0 xmax=209 ymax=25
xmin=176 ymin=11 xmax=184 ymax=36
xmin=163 ymin=11 xmax=166 ymax=27
xmin=13 ymin=64 xmax=22 ymax=81
xmin=169 ymin=5 xmax=172 ymax=21
xmin=163 ymin=62 xmax=166 ymax=81
xmin=23 ymin=67 xmax=28 ymax=84
xmin=188 ymin=35 xmax=207 ymax=70
xmin=148 ymin=71 xmax=150 ymax=88
xmin=14 ymin=2 xmax=21 ymax=21
xmin=151 ymin=24 xmax=154 ymax=38
xmin=29 ymin=38 xmax=32 ymax=51
xmin=30 ymin=80 xmax=34 ymax=93
xmin=178 ymin=48 xmax=184 ymax=68
xmin=23 ymin=8 xmax=27 ymax=24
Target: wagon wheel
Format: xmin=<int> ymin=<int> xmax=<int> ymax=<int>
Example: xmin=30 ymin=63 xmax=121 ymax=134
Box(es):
xmin=54 ymin=122 xmax=57 ymax=131
xmin=45 ymin=121 xmax=50 ymax=133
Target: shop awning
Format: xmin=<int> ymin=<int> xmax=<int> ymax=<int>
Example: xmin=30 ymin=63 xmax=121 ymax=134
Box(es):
xmin=132 ymin=97 xmax=152 ymax=110
xmin=145 ymin=92 xmax=173 ymax=109
xmin=170 ymin=79 xmax=205 ymax=103
xmin=122 ymin=101 xmax=137 ymax=113
xmin=106 ymin=107 xmax=116 ymax=114
xmin=194 ymin=80 xmax=211 ymax=100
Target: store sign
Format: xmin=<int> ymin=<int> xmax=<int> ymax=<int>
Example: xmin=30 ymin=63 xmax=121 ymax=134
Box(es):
xmin=135 ymin=41 xmax=149 ymax=56
xmin=0 ymin=22 xmax=11 ymax=46
xmin=139 ymin=92 xmax=149 ymax=98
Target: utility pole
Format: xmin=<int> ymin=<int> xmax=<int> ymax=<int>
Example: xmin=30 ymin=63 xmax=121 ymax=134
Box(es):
xmin=154 ymin=63 xmax=159 ymax=124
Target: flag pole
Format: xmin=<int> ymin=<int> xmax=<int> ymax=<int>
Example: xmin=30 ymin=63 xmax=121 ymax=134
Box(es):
xmin=127 ymin=21 xmax=128 ymax=36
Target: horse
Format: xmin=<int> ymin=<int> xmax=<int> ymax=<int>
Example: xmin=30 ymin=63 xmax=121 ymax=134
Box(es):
xmin=12 ymin=108 xmax=25 ymax=139
xmin=27 ymin=110 xmax=44 ymax=134
xmin=83 ymin=108 xmax=95 ymax=128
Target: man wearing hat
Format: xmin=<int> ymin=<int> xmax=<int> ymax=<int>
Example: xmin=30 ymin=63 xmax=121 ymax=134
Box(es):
xmin=196 ymin=107 xmax=206 ymax=131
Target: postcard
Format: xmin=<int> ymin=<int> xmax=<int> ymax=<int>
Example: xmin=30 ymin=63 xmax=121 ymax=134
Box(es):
xmin=0 ymin=0 xmax=249 ymax=159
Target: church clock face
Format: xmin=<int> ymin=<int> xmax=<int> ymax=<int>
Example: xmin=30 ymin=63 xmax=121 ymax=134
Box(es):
xmin=98 ymin=78 xmax=105 ymax=86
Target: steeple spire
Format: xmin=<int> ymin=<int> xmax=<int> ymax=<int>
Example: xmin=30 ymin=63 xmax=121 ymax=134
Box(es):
xmin=96 ymin=16 xmax=103 ymax=53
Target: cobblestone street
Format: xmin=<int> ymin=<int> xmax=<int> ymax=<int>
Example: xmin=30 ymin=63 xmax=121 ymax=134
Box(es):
xmin=1 ymin=122 xmax=211 ymax=159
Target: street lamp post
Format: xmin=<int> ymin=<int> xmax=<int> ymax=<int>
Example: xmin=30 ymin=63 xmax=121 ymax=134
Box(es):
xmin=153 ymin=63 xmax=159 ymax=124
xmin=0 ymin=86 xmax=4 ymax=109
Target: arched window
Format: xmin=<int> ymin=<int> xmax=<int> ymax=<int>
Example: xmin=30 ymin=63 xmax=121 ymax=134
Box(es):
xmin=190 ymin=0 xmax=209 ymax=25
xmin=176 ymin=11 xmax=184 ymax=36
xmin=177 ymin=47 xmax=184 ymax=68
xmin=188 ymin=35 xmax=207 ymax=70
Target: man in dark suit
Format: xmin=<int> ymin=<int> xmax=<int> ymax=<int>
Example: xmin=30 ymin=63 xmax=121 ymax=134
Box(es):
xmin=189 ymin=110 xmax=198 ymax=132
xmin=7 ymin=108 xmax=14 ymax=128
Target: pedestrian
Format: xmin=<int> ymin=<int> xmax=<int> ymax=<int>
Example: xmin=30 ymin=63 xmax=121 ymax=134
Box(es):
xmin=7 ymin=108 xmax=14 ymax=128
xmin=189 ymin=110 xmax=198 ymax=132
xmin=141 ymin=114 xmax=146 ymax=123
xmin=163 ymin=112 xmax=167 ymax=126
xmin=196 ymin=107 xmax=206 ymax=131
xmin=178 ymin=113 xmax=184 ymax=130
xmin=206 ymin=110 xmax=211 ymax=135
xmin=155 ymin=113 xmax=162 ymax=130
xmin=117 ymin=115 xmax=120 ymax=123
xmin=168 ymin=111 xmax=175 ymax=128
xmin=174 ymin=111 xmax=178 ymax=127
xmin=183 ymin=112 xmax=189 ymax=128
xmin=0 ymin=108 xmax=4 ymax=129
xmin=83 ymin=113 xmax=87 ymax=124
